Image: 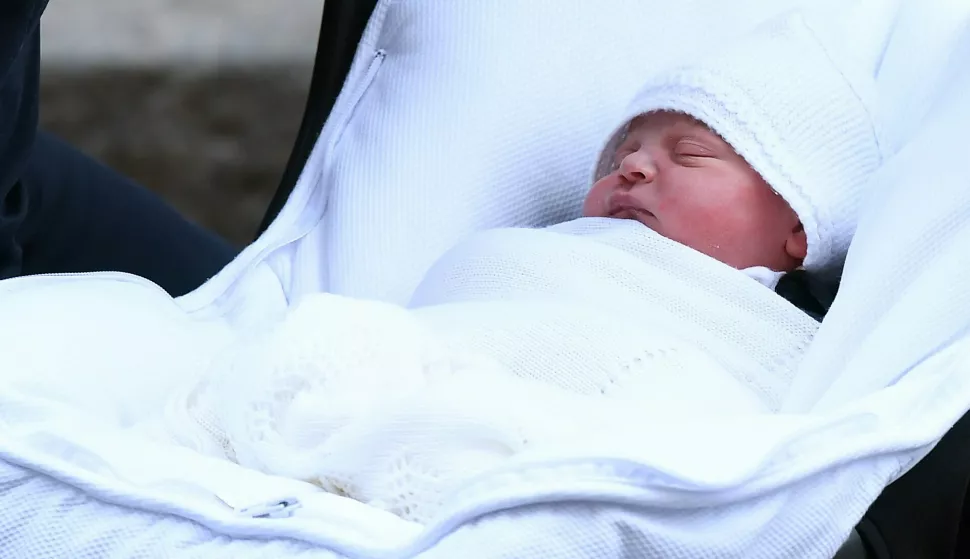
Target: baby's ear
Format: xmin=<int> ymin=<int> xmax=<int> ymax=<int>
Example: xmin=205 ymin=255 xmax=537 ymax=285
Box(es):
xmin=786 ymin=223 xmax=808 ymax=262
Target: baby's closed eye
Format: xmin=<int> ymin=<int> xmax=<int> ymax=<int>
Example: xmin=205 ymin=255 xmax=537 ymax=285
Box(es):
xmin=672 ymin=139 xmax=717 ymax=164
xmin=673 ymin=139 xmax=715 ymax=157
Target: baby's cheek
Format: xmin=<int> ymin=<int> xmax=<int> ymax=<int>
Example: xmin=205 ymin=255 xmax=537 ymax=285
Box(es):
xmin=655 ymin=199 xmax=677 ymax=215
xmin=582 ymin=179 xmax=611 ymax=217
xmin=673 ymin=202 xmax=741 ymax=245
xmin=665 ymin=196 xmax=718 ymax=226
xmin=580 ymin=192 xmax=600 ymax=217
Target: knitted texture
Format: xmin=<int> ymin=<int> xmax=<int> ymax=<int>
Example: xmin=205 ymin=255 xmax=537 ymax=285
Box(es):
xmin=316 ymin=0 xmax=811 ymax=306
xmin=162 ymin=220 xmax=817 ymax=524
xmin=411 ymin=219 xmax=819 ymax=409
xmin=593 ymin=10 xmax=885 ymax=278
xmin=9 ymin=2 xmax=970 ymax=559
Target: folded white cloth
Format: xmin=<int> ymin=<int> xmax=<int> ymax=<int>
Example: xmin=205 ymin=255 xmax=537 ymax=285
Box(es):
xmin=155 ymin=219 xmax=817 ymax=524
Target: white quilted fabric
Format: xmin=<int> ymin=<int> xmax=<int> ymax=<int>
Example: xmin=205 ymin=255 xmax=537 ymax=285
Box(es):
xmin=306 ymin=0 xmax=811 ymax=305
xmin=2 ymin=1 xmax=970 ymax=558
xmin=0 ymin=461 xmax=341 ymax=559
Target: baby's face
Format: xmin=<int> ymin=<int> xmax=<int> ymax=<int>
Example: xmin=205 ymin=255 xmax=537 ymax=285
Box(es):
xmin=583 ymin=111 xmax=806 ymax=271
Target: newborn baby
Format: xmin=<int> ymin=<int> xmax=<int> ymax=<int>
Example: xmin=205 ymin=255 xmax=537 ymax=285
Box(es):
xmin=151 ymin=11 xmax=884 ymax=526
xmin=583 ymin=111 xmax=807 ymax=279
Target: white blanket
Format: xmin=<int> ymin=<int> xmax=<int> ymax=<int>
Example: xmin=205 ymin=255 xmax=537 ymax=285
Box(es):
xmin=2 ymin=2 xmax=969 ymax=557
xmin=411 ymin=218 xmax=818 ymax=411
xmin=155 ymin=219 xmax=817 ymax=524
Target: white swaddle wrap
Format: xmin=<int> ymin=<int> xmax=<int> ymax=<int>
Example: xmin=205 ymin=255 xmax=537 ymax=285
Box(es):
xmin=7 ymin=3 xmax=970 ymax=557
xmin=410 ymin=218 xmax=818 ymax=409
xmin=155 ymin=9 xmax=857 ymax=526
xmin=161 ymin=219 xmax=817 ymax=524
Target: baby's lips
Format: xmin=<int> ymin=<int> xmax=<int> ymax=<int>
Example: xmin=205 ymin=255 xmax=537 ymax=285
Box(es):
xmin=605 ymin=190 xmax=653 ymax=218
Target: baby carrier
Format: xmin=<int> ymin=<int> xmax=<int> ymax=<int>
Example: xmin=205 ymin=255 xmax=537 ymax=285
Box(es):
xmin=261 ymin=4 xmax=970 ymax=556
xmin=1 ymin=1 xmax=969 ymax=558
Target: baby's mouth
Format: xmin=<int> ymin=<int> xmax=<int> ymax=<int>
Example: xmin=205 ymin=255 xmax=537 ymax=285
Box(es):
xmin=605 ymin=191 xmax=655 ymax=222
xmin=609 ymin=205 xmax=655 ymax=221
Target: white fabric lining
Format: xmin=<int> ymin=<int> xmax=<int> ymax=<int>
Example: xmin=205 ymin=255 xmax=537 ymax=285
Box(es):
xmin=0 ymin=1 xmax=968 ymax=558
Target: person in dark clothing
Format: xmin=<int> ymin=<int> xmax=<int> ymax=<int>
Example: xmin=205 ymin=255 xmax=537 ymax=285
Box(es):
xmin=0 ymin=0 xmax=237 ymax=297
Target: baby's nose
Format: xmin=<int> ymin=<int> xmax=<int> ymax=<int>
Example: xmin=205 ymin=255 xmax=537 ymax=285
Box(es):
xmin=618 ymin=150 xmax=657 ymax=184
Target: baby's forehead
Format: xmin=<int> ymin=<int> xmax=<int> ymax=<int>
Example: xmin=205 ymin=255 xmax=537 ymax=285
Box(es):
xmin=628 ymin=110 xmax=715 ymax=136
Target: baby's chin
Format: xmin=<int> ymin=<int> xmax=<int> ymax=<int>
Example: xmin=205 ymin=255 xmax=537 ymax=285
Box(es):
xmin=579 ymin=212 xmax=663 ymax=238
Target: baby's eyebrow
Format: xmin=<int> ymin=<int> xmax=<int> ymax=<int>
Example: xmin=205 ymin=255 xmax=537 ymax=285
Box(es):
xmin=683 ymin=122 xmax=729 ymax=148
xmin=667 ymin=113 xmax=719 ymax=138
xmin=673 ymin=135 xmax=716 ymax=151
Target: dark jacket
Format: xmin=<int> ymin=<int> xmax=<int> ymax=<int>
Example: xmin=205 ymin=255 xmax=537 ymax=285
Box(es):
xmin=0 ymin=0 xmax=45 ymax=280
xmin=0 ymin=1 xmax=235 ymax=296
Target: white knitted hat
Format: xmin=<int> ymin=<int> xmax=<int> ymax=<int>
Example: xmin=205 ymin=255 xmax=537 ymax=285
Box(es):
xmin=593 ymin=10 xmax=886 ymax=277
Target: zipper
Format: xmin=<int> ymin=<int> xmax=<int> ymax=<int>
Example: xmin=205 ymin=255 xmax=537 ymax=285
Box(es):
xmin=268 ymin=46 xmax=386 ymax=242
xmin=235 ymin=497 xmax=303 ymax=520
xmin=0 ymin=271 xmax=173 ymax=300
xmin=0 ymin=47 xmax=413 ymax=551
xmin=191 ymin=49 xmax=391 ymax=521
xmin=333 ymin=49 xmax=386 ymax=150
xmin=224 ymin=48 xmax=388 ymax=309
xmin=267 ymin=47 xmax=387 ymax=301
xmin=0 ymin=51 xmax=389 ymax=528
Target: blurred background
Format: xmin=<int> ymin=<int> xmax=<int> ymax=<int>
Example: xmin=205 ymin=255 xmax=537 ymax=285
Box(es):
xmin=39 ymin=0 xmax=325 ymax=247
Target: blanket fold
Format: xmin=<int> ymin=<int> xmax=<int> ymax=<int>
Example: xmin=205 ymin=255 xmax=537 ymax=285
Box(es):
xmin=164 ymin=219 xmax=816 ymax=524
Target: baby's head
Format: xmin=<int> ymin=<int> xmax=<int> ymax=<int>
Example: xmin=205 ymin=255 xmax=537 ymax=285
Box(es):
xmin=584 ymin=10 xmax=885 ymax=278
xmin=584 ymin=111 xmax=806 ymax=272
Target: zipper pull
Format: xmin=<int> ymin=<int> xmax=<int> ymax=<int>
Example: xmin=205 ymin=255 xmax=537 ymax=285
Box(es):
xmin=236 ymin=497 xmax=302 ymax=519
